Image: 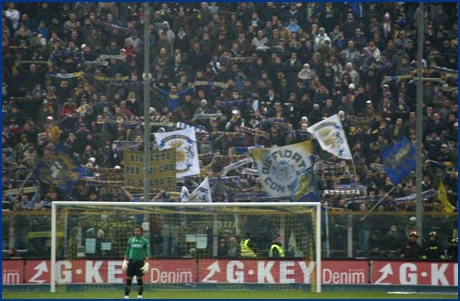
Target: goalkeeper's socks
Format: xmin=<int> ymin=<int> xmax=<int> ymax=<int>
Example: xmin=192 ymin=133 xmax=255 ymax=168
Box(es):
xmin=124 ymin=285 xmax=131 ymax=296
xmin=124 ymin=296 xmax=129 ymax=299
xmin=137 ymin=279 xmax=143 ymax=296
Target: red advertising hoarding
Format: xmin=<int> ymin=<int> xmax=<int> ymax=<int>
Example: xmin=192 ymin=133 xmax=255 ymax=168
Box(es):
xmin=2 ymin=260 xmax=24 ymax=284
xmin=372 ymin=261 xmax=458 ymax=286
xmin=2 ymin=259 xmax=457 ymax=287
xmin=197 ymin=259 xmax=368 ymax=284
xmin=4 ymin=259 xmax=196 ymax=285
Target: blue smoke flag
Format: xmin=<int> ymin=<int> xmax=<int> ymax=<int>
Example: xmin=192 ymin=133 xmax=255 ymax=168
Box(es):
xmin=380 ymin=136 xmax=416 ymax=185
xmin=34 ymin=144 xmax=86 ymax=193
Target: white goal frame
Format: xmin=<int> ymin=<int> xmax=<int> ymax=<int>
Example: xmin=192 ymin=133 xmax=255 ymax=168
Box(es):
xmin=51 ymin=201 xmax=321 ymax=293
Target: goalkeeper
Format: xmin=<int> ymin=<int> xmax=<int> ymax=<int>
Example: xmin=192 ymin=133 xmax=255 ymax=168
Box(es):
xmin=122 ymin=226 xmax=150 ymax=299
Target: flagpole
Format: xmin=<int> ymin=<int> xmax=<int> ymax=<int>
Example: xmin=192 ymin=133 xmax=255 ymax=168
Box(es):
xmin=415 ymin=2 xmax=424 ymax=241
xmin=362 ymin=186 xmax=396 ymax=220
xmin=143 ymin=2 xmax=151 ymax=203
xmin=350 ymin=158 xmax=358 ymax=182
xmin=325 ymin=200 xmax=330 ymax=257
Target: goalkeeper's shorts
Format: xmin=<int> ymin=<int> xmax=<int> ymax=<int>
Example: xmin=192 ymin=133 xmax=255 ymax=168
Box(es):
xmin=127 ymin=260 xmax=145 ymax=277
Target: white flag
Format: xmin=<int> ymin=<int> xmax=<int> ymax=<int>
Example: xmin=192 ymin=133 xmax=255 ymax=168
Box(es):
xmin=184 ymin=177 xmax=212 ymax=203
xmin=154 ymin=128 xmax=200 ymax=178
xmin=288 ymin=229 xmax=303 ymax=257
xmin=180 ymin=185 xmax=190 ymax=203
xmin=307 ymin=114 xmax=352 ymax=160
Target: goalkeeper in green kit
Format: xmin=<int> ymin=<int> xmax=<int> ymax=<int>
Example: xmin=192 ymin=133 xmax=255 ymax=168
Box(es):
xmin=122 ymin=226 xmax=150 ymax=299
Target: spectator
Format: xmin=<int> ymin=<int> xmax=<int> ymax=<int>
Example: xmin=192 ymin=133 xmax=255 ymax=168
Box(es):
xmin=422 ymin=231 xmax=445 ymax=259
xmin=447 ymin=238 xmax=458 ymax=260
xmin=384 ymin=225 xmax=403 ymax=258
xmin=240 ymin=231 xmax=257 ymax=258
xmin=400 ymin=230 xmax=423 ymax=259
xmin=369 ymin=229 xmax=386 ymax=257
xmin=404 ymin=216 xmax=420 ymax=239
xmin=268 ymin=234 xmax=285 ymax=258
xmin=355 ymin=203 xmax=371 ymax=257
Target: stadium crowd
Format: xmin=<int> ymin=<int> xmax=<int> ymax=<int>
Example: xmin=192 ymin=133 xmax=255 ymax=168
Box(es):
xmin=1 ymin=2 xmax=458 ymax=258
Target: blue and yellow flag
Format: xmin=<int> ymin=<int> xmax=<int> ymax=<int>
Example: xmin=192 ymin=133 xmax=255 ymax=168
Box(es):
xmin=291 ymin=167 xmax=319 ymax=202
xmin=34 ymin=144 xmax=86 ymax=193
xmin=252 ymin=141 xmax=317 ymax=200
xmin=380 ymin=136 xmax=416 ymax=185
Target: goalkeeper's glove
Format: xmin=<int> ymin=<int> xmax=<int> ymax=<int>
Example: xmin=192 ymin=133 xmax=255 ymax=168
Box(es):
xmin=122 ymin=260 xmax=128 ymax=271
xmin=140 ymin=262 xmax=150 ymax=274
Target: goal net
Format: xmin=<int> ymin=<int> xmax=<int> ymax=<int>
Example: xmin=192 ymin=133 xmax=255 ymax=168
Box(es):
xmin=51 ymin=201 xmax=321 ymax=293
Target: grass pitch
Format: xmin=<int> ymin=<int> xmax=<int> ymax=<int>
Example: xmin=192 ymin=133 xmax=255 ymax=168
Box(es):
xmin=2 ymin=291 xmax=458 ymax=299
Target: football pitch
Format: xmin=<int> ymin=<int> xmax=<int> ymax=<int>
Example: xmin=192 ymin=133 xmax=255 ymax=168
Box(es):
xmin=2 ymin=291 xmax=458 ymax=299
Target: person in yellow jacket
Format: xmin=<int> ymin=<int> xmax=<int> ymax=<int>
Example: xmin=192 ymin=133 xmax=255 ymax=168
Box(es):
xmin=44 ymin=116 xmax=60 ymax=143
xmin=268 ymin=234 xmax=285 ymax=258
xmin=240 ymin=232 xmax=257 ymax=258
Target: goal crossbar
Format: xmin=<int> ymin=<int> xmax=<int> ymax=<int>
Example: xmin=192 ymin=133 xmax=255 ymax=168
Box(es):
xmin=51 ymin=201 xmax=321 ymax=292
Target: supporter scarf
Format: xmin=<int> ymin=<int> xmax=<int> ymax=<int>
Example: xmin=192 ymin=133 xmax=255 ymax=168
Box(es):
xmin=193 ymin=80 xmax=228 ymax=89
xmin=103 ymin=117 xmax=140 ymax=129
xmin=98 ymin=20 xmax=137 ymax=34
xmin=47 ymin=71 xmax=84 ymax=79
xmin=98 ymin=55 xmax=126 ymax=62
xmin=220 ymin=157 xmax=253 ymax=176
xmin=83 ymin=60 xmax=109 ymax=67
xmin=240 ymin=127 xmax=270 ymax=139
xmin=176 ymin=122 xmax=208 ymax=133
xmin=17 ymin=60 xmax=50 ymax=65
xmin=193 ymin=113 xmax=223 ymax=120
xmin=94 ymin=75 xmax=130 ymax=82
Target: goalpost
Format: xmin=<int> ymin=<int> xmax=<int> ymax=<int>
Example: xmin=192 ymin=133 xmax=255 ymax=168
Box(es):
xmin=51 ymin=201 xmax=321 ymax=293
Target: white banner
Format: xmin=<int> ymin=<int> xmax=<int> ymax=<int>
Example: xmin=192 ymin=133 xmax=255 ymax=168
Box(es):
xmin=307 ymin=114 xmax=352 ymax=160
xmin=154 ymin=128 xmax=200 ymax=178
xmin=181 ymin=177 xmax=212 ymax=203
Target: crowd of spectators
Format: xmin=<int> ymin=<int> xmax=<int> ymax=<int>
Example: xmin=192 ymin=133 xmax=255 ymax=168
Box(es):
xmin=2 ymin=2 xmax=458 ymax=210
xmin=1 ymin=2 xmax=458 ymax=260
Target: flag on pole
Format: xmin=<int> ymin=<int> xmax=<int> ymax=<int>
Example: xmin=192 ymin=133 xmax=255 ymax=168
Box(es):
xmin=288 ymin=229 xmax=303 ymax=257
xmin=307 ymin=114 xmax=352 ymax=160
xmin=34 ymin=144 xmax=86 ymax=193
xmin=438 ymin=181 xmax=456 ymax=213
xmin=180 ymin=185 xmax=190 ymax=203
xmin=181 ymin=177 xmax=212 ymax=203
xmin=380 ymin=136 xmax=416 ymax=185
xmin=291 ymin=168 xmax=319 ymax=202
xmin=154 ymin=128 xmax=200 ymax=178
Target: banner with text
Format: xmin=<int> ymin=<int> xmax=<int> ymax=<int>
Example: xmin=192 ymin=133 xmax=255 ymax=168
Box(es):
xmin=123 ymin=149 xmax=176 ymax=191
xmin=372 ymin=261 xmax=457 ymax=286
xmin=252 ymin=141 xmax=315 ymax=198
